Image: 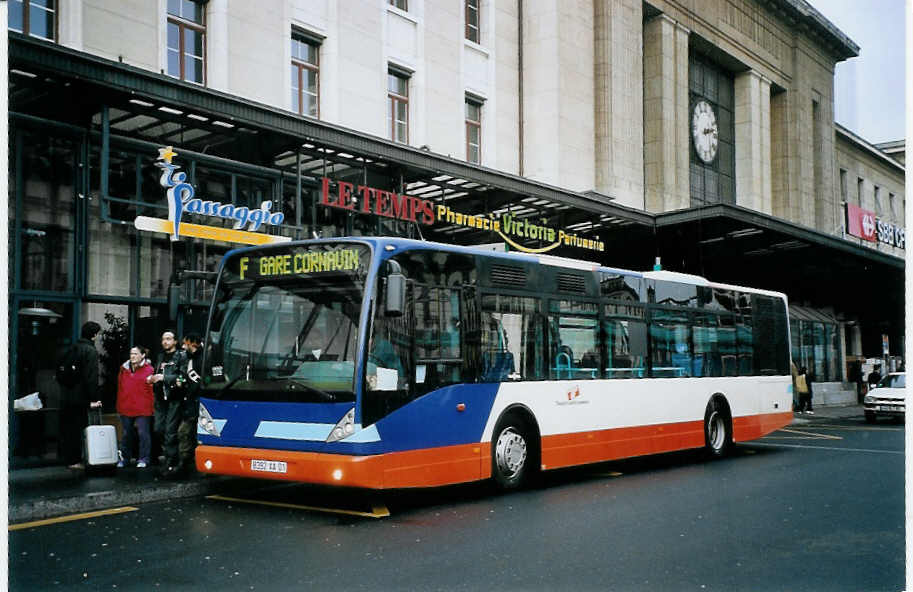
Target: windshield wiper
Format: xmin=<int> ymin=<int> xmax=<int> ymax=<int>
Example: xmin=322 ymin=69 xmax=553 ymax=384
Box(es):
xmin=280 ymin=378 xmax=337 ymax=402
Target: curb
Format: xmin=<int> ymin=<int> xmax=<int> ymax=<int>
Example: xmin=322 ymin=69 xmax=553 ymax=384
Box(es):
xmin=9 ymin=475 xmax=246 ymax=524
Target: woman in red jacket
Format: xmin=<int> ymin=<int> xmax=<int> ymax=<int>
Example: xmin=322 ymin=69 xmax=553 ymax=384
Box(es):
xmin=117 ymin=346 xmax=155 ymax=468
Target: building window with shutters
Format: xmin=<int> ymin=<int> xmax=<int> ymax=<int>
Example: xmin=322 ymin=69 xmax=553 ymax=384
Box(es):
xmin=465 ymin=97 xmax=482 ymax=164
xmin=166 ymin=0 xmax=206 ymax=85
xmin=291 ymin=30 xmax=320 ymax=118
xmin=387 ymin=69 xmax=409 ymax=144
xmin=8 ymin=0 xmax=57 ymax=42
xmin=465 ymin=0 xmax=480 ymax=43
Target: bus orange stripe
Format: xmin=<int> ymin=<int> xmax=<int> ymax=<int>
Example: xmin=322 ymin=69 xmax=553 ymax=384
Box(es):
xmin=196 ymin=411 xmax=792 ymax=489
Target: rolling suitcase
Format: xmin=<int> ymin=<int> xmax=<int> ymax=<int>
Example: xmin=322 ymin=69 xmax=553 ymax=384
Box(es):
xmin=84 ymin=407 xmax=118 ymax=471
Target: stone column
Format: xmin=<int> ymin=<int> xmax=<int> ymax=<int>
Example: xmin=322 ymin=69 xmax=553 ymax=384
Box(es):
xmin=734 ymin=70 xmax=772 ymax=213
xmin=58 ymin=0 xmax=84 ymax=51
xmin=643 ymin=14 xmax=689 ymax=213
xmin=594 ymin=0 xmax=644 ymax=210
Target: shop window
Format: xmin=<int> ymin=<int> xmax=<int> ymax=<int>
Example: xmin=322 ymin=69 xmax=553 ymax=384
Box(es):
xmin=791 ymin=318 xmax=839 ymax=382
xmin=8 ymin=0 xmax=56 ymax=42
xmin=167 ymin=0 xmax=206 ymax=84
xmin=465 ymin=97 xmax=482 ymax=164
xmin=291 ymin=30 xmax=320 ymax=117
xmin=465 ymin=0 xmax=480 ymax=43
xmin=387 ymin=69 xmax=410 ymax=144
xmin=16 ymin=132 xmax=78 ymax=293
xmin=95 ymin=142 xmax=285 ymax=235
xmin=12 ymin=300 xmax=72 ymax=461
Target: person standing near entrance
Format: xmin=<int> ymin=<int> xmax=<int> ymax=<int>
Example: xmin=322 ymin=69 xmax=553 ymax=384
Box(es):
xmin=796 ymin=366 xmax=814 ymax=415
xmin=116 ymin=346 xmax=154 ymax=468
xmin=173 ymin=333 xmax=203 ymax=479
xmin=58 ymin=321 xmax=102 ymax=469
xmin=147 ymin=331 xmax=188 ymax=478
xmin=868 ymin=365 xmax=883 ymax=390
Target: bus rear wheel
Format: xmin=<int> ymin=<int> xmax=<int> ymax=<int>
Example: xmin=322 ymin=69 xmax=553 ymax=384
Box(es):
xmin=704 ymin=400 xmax=732 ymax=458
xmin=492 ymin=418 xmax=534 ymax=490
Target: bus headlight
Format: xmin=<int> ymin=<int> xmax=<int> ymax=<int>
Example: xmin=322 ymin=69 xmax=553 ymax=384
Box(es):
xmin=327 ymin=408 xmax=355 ymax=443
xmin=199 ymin=403 xmax=222 ymax=437
xmin=864 ymin=395 xmax=874 ymax=404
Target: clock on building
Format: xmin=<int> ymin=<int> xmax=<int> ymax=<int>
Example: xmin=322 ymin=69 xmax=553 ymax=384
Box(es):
xmin=691 ymin=99 xmax=719 ymax=164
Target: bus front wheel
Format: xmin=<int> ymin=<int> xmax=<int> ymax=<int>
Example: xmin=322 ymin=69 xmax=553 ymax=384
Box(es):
xmin=492 ymin=417 xmax=535 ymax=490
xmin=704 ymin=399 xmax=732 ymax=458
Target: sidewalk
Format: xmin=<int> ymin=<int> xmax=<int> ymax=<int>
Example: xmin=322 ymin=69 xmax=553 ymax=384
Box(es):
xmin=7 ymin=463 xmax=250 ymax=525
xmin=790 ymin=403 xmax=865 ymax=424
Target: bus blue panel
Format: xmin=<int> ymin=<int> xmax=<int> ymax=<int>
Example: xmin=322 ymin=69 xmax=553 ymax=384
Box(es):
xmin=197 ymin=398 xmax=354 ymax=450
xmin=367 ymin=383 xmax=500 ymax=453
xmin=198 ymin=383 xmax=500 ymax=455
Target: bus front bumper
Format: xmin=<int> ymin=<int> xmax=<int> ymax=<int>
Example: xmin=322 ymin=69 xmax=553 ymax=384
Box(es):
xmin=195 ymin=443 xmax=488 ymax=489
xmin=196 ymin=445 xmax=386 ymax=488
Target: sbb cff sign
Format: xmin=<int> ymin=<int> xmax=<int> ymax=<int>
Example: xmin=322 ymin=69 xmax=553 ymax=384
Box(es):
xmin=846 ymin=203 xmax=905 ymax=250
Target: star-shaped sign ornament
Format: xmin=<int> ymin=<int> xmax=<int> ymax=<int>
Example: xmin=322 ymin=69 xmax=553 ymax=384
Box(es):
xmin=158 ymin=146 xmax=178 ymax=163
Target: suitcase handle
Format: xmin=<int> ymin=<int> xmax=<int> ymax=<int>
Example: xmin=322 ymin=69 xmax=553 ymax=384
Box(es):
xmin=88 ymin=407 xmax=104 ymax=426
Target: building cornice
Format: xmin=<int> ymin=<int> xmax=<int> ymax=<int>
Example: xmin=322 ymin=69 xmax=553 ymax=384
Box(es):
xmin=835 ymin=123 xmax=906 ymax=174
xmin=763 ymin=0 xmax=860 ymax=61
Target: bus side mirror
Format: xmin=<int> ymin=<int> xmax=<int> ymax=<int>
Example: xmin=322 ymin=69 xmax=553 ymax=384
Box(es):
xmin=384 ymin=262 xmax=406 ymax=317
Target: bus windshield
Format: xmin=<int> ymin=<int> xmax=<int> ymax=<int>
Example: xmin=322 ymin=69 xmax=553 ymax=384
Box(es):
xmin=202 ymin=243 xmax=370 ymax=403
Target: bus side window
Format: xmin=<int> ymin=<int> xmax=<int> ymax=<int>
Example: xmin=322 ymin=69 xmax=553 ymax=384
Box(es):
xmin=650 ymin=308 xmax=692 ymax=378
xmin=481 ymin=317 xmax=515 ymax=381
xmin=603 ymin=303 xmax=647 ymax=379
xmin=413 ymin=285 xmax=463 ymax=396
xmin=549 ymin=299 xmax=599 ymax=380
xmin=480 ymin=294 xmax=543 ymax=382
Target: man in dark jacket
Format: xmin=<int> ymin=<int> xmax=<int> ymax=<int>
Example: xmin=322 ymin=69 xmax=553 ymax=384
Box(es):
xmin=172 ymin=332 xmax=203 ymax=479
xmin=148 ymin=330 xmax=188 ymax=477
xmin=59 ymin=321 xmax=102 ymax=469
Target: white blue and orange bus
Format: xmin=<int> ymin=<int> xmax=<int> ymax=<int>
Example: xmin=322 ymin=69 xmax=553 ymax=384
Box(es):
xmin=195 ymin=237 xmax=793 ymax=489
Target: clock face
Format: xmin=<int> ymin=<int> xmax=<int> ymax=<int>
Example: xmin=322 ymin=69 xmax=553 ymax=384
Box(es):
xmin=692 ymin=100 xmax=719 ymax=164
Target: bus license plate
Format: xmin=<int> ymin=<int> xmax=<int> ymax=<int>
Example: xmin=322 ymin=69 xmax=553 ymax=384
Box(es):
xmin=251 ymin=459 xmax=287 ymax=473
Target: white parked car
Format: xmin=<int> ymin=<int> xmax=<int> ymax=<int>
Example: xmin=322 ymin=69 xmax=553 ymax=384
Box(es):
xmin=864 ymin=372 xmax=905 ymax=423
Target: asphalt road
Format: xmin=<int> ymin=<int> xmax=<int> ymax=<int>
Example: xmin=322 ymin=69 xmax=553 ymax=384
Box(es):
xmin=8 ymin=417 xmax=904 ymax=591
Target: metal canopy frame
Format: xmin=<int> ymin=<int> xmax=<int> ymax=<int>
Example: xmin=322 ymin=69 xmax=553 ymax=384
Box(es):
xmin=8 ymin=34 xmax=902 ymax=281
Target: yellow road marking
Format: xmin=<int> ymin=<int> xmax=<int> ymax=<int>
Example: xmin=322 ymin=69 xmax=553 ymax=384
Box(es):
xmin=206 ymin=495 xmax=390 ymax=519
xmin=590 ymin=471 xmax=624 ymax=478
xmin=9 ymin=506 xmax=138 ymax=531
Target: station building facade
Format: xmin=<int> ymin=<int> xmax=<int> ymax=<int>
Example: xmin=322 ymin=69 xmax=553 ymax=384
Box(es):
xmin=7 ymin=0 xmax=903 ymax=461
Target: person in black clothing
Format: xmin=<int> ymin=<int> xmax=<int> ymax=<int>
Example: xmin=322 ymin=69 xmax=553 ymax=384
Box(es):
xmin=148 ymin=330 xmax=189 ymax=478
xmin=173 ymin=332 xmax=203 ymax=479
xmin=868 ymin=365 xmax=883 ymax=389
xmin=59 ymin=321 xmax=103 ymax=469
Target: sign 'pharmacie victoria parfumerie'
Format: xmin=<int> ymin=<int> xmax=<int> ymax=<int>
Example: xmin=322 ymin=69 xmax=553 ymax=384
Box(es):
xmin=319 ymin=176 xmax=605 ymax=254
xmin=133 ymin=147 xmax=291 ymax=245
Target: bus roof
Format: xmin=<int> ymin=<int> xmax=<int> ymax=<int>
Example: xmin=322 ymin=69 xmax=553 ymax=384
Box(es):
xmin=223 ymin=236 xmax=786 ymax=299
